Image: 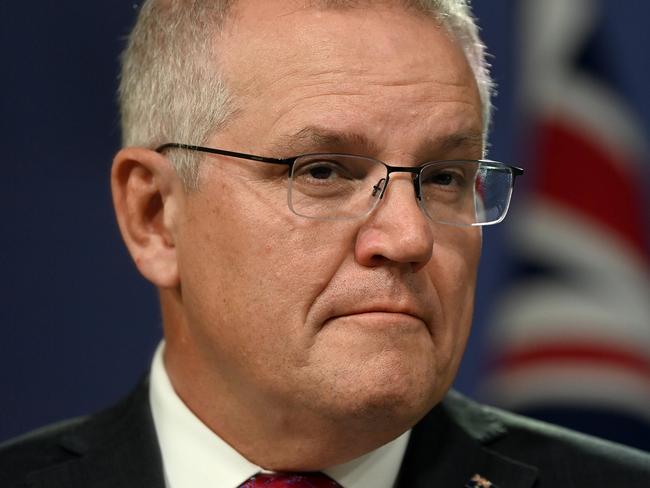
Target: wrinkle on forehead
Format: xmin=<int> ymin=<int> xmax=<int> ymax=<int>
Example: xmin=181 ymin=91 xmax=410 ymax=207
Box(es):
xmin=267 ymin=126 xmax=483 ymax=159
xmin=221 ymin=5 xmax=471 ymax=95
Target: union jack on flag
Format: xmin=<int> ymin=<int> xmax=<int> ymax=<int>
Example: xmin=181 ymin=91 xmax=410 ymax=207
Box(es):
xmin=482 ymin=0 xmax=650 ymax=450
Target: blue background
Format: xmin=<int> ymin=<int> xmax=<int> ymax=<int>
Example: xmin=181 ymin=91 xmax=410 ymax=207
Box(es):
xmin=1 ymin=1 xmax=647 ymax=448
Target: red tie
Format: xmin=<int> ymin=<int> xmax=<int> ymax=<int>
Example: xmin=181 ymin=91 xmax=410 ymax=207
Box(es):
xmin=239 ymin=472 xmax=343 ymax=487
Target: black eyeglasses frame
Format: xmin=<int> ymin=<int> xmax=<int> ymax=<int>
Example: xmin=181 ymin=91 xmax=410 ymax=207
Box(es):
xmin=156 ymin=142 xmax=524 ymax=201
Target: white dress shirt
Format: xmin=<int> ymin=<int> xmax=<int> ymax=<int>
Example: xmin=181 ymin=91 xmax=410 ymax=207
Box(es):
xmin=149 ymin=342 xmax=410 ymax=488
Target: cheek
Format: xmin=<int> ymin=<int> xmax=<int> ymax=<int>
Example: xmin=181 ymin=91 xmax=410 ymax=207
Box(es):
xmin=257 ymin=218 xmax=360 ymax=331
xmin=432 ymin=226 xmax=481 ymax=293
xmin=427 ymin=229 xmax=481 ymax=360
xmin=177 ymin=187 xmax=355 ymax=355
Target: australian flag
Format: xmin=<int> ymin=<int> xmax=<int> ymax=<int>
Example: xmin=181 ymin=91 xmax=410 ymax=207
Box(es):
xmin=482 ymin=0 xmax=650 ymax=451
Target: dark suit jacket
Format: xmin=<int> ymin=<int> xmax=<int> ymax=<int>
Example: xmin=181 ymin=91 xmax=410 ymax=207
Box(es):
xmin=1 ymin=378 xmax=648 ymax=487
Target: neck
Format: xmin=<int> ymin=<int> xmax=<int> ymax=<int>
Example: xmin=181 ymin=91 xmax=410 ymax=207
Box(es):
xmin=163 ymin=340 xmax=406 ymax=470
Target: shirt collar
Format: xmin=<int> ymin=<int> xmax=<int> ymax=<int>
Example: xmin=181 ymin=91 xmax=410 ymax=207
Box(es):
xmin=149 ymin=341 xmax=409 ymax=488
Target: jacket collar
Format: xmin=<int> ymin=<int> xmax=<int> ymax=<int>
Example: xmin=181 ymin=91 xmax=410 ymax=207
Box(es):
xmin=27 ymin=378 xmax=165 ymax=488
xmin=395 ymin=390 xmax=539 ymax=488
xmin=26 ymin=383 xmax=536 ymax=488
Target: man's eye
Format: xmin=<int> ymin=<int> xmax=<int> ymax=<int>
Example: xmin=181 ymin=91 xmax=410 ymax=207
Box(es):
xmin=429 ymin=172 xmax=455 ymax=185
xmin=308 ymin=164 xmax=336 ymax=180
xmin=296 ymin=161 xmax=354 ymax=182
xmin=424 ymin=170 xmax=465 ymax=187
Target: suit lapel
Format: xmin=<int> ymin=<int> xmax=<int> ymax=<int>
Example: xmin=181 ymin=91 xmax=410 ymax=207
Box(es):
xmin=395 ymin=391 xmax=538 ymax=488
xmin=26 ymin=378 xmax=165 ymax=488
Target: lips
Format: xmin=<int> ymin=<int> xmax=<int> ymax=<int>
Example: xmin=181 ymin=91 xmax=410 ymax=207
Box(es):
xmin=333 ymin=308 xmax=423 ymax=321
xmin=326 ymin=302 xmax=430 ymax=326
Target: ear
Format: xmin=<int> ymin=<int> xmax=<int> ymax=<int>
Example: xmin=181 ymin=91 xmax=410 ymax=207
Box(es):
xmin=111 ymin=147 xmax=183 ymax=289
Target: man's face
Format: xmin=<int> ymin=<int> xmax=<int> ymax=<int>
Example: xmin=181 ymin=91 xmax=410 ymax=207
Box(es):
xmin=168 ymin=0 xmax=482 ymax=447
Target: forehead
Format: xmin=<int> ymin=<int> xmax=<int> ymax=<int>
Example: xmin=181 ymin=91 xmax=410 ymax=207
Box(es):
xmin=216 ymin=0 xmax=482 ymax=155
xmin=222 ymin=1 xmax=467 ymax=86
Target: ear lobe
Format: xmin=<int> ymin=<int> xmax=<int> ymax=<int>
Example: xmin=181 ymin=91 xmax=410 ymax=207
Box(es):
xmin=111 ymin=147 xmax=182 ymax=289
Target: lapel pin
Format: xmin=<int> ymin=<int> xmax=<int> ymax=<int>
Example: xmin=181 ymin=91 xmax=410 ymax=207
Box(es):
xmin=465 ymin=473 xmax=497 ymax=488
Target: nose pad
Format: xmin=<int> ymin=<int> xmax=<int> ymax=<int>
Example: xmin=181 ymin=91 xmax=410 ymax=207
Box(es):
xmin=373 ymin=174 xmax=421 ymax=202
xmin=371 ymin=178 xmax=387 ymax=198
xmin=412 ymin=173 xmax=422 ymax=200
xmin=368 ymin=173 xmax=430 ymax=226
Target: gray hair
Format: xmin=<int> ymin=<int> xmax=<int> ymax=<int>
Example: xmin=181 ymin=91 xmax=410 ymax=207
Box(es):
xmin=119 ymin=0 xmax=493 ymax=188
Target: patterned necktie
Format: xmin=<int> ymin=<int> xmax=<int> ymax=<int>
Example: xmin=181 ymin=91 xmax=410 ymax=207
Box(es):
xmin=239 ymin=472 xmax=343 ymax=487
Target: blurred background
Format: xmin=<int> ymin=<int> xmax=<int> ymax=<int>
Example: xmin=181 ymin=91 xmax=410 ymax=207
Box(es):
xmin=1 ymin=1 xmax=648 ymax=450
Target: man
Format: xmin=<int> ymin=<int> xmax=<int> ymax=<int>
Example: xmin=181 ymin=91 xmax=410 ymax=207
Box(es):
xmin=1 ymin=0 xmax=648 ymax=487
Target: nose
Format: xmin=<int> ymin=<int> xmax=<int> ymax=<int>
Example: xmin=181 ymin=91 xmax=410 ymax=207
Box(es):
xmin=355 ymin=175 xmax=434 ymax=272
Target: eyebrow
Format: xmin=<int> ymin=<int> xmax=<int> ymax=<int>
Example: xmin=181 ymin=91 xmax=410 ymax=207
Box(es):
xmin=269 ymin=125 xmax=485 ymax=159
xmin=436 ymin=132 xmax=485 ymax=155
xmin=270 ymin=126 xmax=382 ymax=156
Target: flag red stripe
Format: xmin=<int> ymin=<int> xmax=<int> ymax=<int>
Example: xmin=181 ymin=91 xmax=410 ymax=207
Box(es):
xmin=492 ymin=342 xmax=650 ymax=380
xmin=531 ymin=119 xmax=648 ymax=259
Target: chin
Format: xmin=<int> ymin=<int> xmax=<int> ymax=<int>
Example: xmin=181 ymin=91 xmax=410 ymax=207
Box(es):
xmin=300 ymin=322 xmax=452 ymax=433
xmin=318 ymin=356 xmax=445 ymax=433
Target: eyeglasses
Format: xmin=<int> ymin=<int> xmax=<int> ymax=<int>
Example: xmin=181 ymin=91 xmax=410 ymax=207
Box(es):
xmin=156 ymin=143 xmax=524 ymax=226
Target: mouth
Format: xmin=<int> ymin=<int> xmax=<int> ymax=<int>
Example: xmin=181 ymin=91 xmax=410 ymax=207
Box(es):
xmin=326 ymin=308 xmax=427 ymax=327
xmin=336 ymin=309 xmax=422 ymax=318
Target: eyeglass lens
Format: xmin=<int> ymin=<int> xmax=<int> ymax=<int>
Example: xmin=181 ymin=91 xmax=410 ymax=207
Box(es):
xmin=288 ymin=155 xmax=514 ymax=226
